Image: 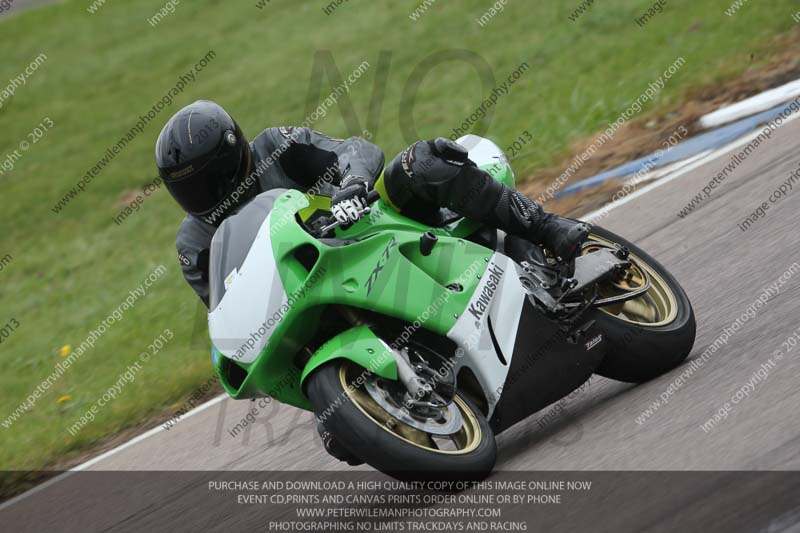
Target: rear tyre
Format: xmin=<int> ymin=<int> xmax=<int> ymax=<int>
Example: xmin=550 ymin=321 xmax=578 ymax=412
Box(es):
xmin=307 ymin=360 xmax=497 ymax=481
xmin=585 ymin=225 xmax=696 ymax=383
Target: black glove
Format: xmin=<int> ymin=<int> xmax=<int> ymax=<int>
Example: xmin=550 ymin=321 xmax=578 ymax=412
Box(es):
xmin=331 ymin=175 xmax=369 ymax=224
xmin=429 ymin=137 xmax=470 ymax=166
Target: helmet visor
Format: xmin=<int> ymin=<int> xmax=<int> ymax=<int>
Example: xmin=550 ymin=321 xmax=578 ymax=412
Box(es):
xmin=164 ymin=145 xmax=248 ymax=217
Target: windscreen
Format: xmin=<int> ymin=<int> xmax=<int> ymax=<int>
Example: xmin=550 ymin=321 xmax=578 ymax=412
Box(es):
xmin=208 ymin=189 xmax=287 ymax=310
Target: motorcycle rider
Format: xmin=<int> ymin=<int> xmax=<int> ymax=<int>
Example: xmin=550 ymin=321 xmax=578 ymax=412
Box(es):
xmin=157 ymin=100 xmax=589 ymax=307
xmin=155 ymin=99 xmax=589 ymax=461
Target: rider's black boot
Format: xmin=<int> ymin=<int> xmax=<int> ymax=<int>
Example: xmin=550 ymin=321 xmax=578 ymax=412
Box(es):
xmin=474 ymin=182 xmax=591 ymax=263
xmin=532 ymin=213 xmax=592 ymax=263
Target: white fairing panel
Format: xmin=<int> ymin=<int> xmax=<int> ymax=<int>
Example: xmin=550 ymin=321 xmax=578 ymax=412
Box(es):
xmin=457 ymin=134 xmax=512 ymax=177
xmin=446 ymin=253 xmax=526 ymax=415
xmin=208 ymin=212 xmax=288 ymax=364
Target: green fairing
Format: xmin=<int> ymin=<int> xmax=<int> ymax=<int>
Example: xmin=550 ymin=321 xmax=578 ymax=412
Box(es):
xmin=213 ymin=161 xmax=512 ymax=411
xmin=300 ymin=326 xmax=398 ymax=384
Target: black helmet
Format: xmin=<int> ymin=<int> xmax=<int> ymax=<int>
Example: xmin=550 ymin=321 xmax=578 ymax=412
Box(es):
xmin=156 ymin=100 xmax=254 ymax=222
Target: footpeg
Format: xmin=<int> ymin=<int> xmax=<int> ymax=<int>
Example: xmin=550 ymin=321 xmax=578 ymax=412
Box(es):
xmin=566 ymin=319 xmax=596 ymax=344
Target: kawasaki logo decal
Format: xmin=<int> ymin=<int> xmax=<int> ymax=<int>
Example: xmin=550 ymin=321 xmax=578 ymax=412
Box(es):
xmin=468 ymin=263 xmax=505 ymax=324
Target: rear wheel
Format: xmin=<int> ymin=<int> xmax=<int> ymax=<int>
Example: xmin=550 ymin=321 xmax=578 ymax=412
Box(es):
xmin=585 ymin=225 xmax=696 ymax=383
xmin=306 ymin=360 xmax=496 ymax=481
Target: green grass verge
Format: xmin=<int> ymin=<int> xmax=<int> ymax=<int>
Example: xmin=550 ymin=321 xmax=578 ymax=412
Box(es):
xmin=0 ymin=0 xmax=797 ymax=471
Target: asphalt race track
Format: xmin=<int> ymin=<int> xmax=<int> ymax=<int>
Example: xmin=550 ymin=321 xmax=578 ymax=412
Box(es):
xmin=3 ymin=115 xmax=800 ymax=532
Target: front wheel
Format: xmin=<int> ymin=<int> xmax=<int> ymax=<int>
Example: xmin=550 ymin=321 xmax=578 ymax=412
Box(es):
xmin=306 ymin=360 xmax=497 ymax=481
xmin=585 ymin=225 xmax=696 ymax=383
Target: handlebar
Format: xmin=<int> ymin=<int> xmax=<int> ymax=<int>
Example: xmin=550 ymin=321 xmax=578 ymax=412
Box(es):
xmin=315 ymin=189 xmax=382 ymax=236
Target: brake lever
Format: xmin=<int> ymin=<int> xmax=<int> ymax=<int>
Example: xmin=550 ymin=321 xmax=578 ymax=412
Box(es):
xmin=318 ymin=206 xmax=372 ymax=235
xmin=315 ymin=189 xmax=381 ymax=237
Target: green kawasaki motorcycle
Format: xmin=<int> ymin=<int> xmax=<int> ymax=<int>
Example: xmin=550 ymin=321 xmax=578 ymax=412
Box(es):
xmin=208 ymin=135 xmax=696 ymax=479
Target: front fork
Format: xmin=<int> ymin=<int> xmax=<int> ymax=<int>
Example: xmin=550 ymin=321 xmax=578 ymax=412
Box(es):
xmin=394 ymin=347 xmax=434 ymax=404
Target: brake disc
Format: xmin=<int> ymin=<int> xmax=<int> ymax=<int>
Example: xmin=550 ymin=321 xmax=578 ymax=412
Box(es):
xmin=364 ymin=376 xmax=463 ymax=436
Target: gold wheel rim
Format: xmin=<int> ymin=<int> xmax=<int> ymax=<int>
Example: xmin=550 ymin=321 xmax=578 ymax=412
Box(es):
xmin=338 ymin=362 xmax=482 ymax=455
xmin=585 ymin=234 xmax=678 ymax=327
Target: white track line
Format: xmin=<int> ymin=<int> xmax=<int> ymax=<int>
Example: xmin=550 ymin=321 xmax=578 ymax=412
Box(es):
xmin=73 ymin=394 xmax=226 ymax=471
xmin=4 ymin=109 xmax=798 ymax=513
xmin=0 ymin=394 xmax=226 ymax=512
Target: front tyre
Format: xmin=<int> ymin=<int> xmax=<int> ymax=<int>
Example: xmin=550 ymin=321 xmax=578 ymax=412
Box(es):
xmin=307 ymin=361 xmax=496 ymax=481
xmin=586 ymin=225 xmax=696 ymax=383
